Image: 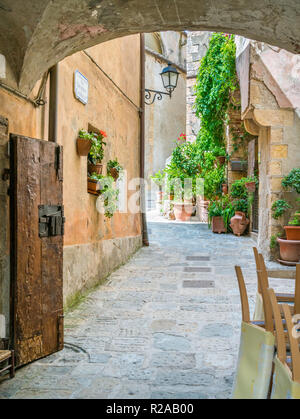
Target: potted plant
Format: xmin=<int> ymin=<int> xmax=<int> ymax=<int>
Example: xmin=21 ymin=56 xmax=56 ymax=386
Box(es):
xmin=88 ymin=130 xmax=107 ymax=175
xmin=213 ymin=147 xmax=227 ymax=166
xmin=151 ymin=170 xmax=165 ymax=204
xmin=77 ymin=129 xmax=93 ymax=156
xmin=208 ymin=200 xmax=226 ymax=234
xmin=107 ymin=158 xmax=123 ymax=181
xmin=230 ymin=198 xmax=250 ymax=236
xmin=281 ymin=169 xmax=300 ymax=241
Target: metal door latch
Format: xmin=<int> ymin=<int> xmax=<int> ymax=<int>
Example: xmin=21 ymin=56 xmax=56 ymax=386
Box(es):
xmin=38 ymin=205 xmax=65 ymax=237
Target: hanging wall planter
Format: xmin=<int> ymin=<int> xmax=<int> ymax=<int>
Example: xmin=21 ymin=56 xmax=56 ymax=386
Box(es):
xmin=87 ymin=178 xmax=100 ymax=195
xmin=88 ymin=163 xmax=103 ymax=175
xmin=77 ymin=137 xmax=92 ymax=156
xmin=245 ymin=181 xmax=256 ymax=193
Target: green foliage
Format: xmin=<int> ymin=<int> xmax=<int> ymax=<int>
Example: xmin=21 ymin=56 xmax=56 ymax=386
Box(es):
xmin=88 ymin=132 xmax=107 ymax=165
xmin=232 ymin=198 xmax=249 ymax=215
xmin=90 ymin=174 xmax=119 ymax=218
xmin=151 ymin=170 xmax=165 ymax=188
xmin=282 ymin=168 xmax=300 ymax=194
xmin=230 ymin=179 xmax=248 ymax=199
xmin=78 ymin=129 xmax=95 ymax=141
xmin=193 ymin=33 xmax=238 ymax=199
xmin=289 ymin=212 xmax=300 ymax=226
xmin=271 ymin=199 xmax=292 ymax=220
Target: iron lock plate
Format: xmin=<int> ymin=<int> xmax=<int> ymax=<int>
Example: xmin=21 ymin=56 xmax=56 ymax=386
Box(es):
xmin=38 ymin=205 xmax=65 ymax=237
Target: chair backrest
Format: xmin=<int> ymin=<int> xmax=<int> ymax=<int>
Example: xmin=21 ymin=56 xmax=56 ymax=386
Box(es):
xmin=257 ymin=253 xmax=274 ymax=333
xmin=235 ymin=266 xmax=250 ymax=323
xmin=294 ymin=264 xmax=300 ymax=315
xmin=282 ymin=304 xmax=300 ymax=383
xmin=268 ymin=288 xmax=286 ymax=363
xmin=253 ymin=247 xmax=263 ymax=293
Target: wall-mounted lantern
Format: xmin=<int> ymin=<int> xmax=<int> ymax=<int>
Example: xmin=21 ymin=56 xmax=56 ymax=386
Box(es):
xmin=145 ymin=63 xmax=180 ymax=105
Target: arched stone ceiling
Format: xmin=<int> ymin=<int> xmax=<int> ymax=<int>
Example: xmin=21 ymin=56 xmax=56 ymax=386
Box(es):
xmin=1 ymin=0 xmax=300 ymax=93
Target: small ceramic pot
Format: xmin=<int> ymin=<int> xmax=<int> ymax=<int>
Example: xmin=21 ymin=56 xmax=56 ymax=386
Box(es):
xmin=245 ymin=181 xmax=256 ymax=193
xmin=212 ymin=216 xmax=226 ymax=234
xmin=109 ymin=167 xmax=119 ymax=181
xmin=88 ymin=163 xmax=103 ymax=175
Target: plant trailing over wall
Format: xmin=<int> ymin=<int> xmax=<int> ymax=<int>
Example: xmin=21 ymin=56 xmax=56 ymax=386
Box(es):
xmin=90 ymin=174 xmax=119 ymax=218
xmin=107 ymin=158 xmax=123 ymax=181
xmin=194 ymin=33 xmax=238 ymax=199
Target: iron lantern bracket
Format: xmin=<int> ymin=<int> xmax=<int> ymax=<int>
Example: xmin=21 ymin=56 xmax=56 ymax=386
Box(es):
xmin=144 ymin=88 xmax=172 ymax=105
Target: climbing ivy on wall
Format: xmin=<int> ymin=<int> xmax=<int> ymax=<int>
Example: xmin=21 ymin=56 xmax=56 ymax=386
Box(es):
xmin=194 ymin=33 xmax=239 ymax=199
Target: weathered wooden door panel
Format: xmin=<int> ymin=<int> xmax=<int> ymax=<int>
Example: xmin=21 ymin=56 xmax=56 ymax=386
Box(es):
xmin=10 ymin=134 xmax=64 ymax=366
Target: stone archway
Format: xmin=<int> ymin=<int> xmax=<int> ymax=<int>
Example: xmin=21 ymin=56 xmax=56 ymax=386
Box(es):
xmin=1 ymin=0 xmax=300 ymax=93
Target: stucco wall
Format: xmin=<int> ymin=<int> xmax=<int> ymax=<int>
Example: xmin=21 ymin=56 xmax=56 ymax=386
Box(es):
xmin=144 ymin=32 xmax=186 ymax=185
xmin=0 ymin=34 xmax=142 ymax=332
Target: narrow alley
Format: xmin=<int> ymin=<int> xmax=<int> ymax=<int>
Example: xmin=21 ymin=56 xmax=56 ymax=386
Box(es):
xmin=0 ymin=221 xmax=294 ymax=399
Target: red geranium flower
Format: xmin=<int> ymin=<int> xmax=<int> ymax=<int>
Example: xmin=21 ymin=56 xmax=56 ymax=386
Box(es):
xmin=99 ymin=130 xmax=107 ymax=138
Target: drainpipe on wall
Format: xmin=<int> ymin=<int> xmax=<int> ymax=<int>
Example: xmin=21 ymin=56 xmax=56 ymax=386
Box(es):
xmin=140 ymin=34 xmax=149 ymax=246
xmin=48 ymin=64 xmax=59 ymax=143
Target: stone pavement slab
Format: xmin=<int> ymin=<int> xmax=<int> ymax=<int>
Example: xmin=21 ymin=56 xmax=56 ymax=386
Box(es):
xmin=0 ymin=220 xmax=294 ymax=399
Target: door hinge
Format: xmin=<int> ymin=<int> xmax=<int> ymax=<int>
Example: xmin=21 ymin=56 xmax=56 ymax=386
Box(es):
xmin=38 ymin=205 xmax=65 ymax=237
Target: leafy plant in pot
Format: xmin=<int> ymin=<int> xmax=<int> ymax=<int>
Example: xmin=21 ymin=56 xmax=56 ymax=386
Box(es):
xmin=88 ymin=130 xmax=107 ymax=175
xmin=107 ymin=159 xmax=123 ymax=181
xmin=151 ymin=170 xmax=165 ymax=203
xmin=77 ymin=129 xmax=94 ymax=156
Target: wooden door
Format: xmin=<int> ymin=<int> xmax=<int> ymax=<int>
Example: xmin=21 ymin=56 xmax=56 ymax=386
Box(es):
xmin=10 ymin=134 xmax=64 ymax=366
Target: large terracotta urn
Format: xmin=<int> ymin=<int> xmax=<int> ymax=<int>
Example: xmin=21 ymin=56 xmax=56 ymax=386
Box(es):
xmin=277 ymin=237 xmax=300 ymax=265
xmin=230 ymin=211 xmax=249 ymax=236
xmin=173 ymin=202 xmax=194 ymax=222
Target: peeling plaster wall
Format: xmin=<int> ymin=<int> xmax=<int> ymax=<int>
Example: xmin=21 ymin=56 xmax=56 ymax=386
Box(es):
xmin=0 ymin=35 xmax=142 ymax=328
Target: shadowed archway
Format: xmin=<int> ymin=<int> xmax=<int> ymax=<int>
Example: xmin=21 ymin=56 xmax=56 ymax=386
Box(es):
xmin=1 ymin=0 xmax=300 ymax=93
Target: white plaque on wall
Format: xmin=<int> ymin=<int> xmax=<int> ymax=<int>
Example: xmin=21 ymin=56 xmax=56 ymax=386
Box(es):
xmin=74 ymin=70 xmax=89 ymax=105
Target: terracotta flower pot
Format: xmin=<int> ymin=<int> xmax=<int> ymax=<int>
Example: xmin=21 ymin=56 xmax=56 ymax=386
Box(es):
xmin=168 ymin=194 xmax=174 ymax=201
xmin=88 ymin=163 xmax=103 ymax=175
xmin=87 ymin=178 xmax=99 ymax=195
xmin=157 ymin=191 xmax=164 ymax=202
xmin=109 ymin=167 xmax=119 ymax=181
xmin=284 ymin=226 xmax=300 ymax=241
xmin=173 ymin=203 xmax=194 ymax=222
xmin=277 ymin=237 xmax=300 ymax=264
xmin=222 ymin=184 xmax=228 ymax=195
xmin=245 ymin=181 xmax=256 ymax=193
xmin=76 ymin=138 xmax=92 ymax=156
xmin=215 ymin=156 xmax=226 ymax=166
xmin=212 ymin=216 xmax=226 ymax=234
xmin=230 ymin=211 xmax=249 ymax=236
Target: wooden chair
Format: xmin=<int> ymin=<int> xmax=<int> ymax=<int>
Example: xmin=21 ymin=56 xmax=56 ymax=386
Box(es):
xmin=268 ymin=290 xmax=300 ymax=399
xmin=0 ymin=350 xmax=15 ymax=379
xmin=232 ymin=266 xmax=275 ymax=399
xmin=253 ymin=248 xmax=295 ymax=321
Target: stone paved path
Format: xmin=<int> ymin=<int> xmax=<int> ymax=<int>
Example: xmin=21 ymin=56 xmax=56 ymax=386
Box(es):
xmin=0 ymin=221 xmax=295 ymax=399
